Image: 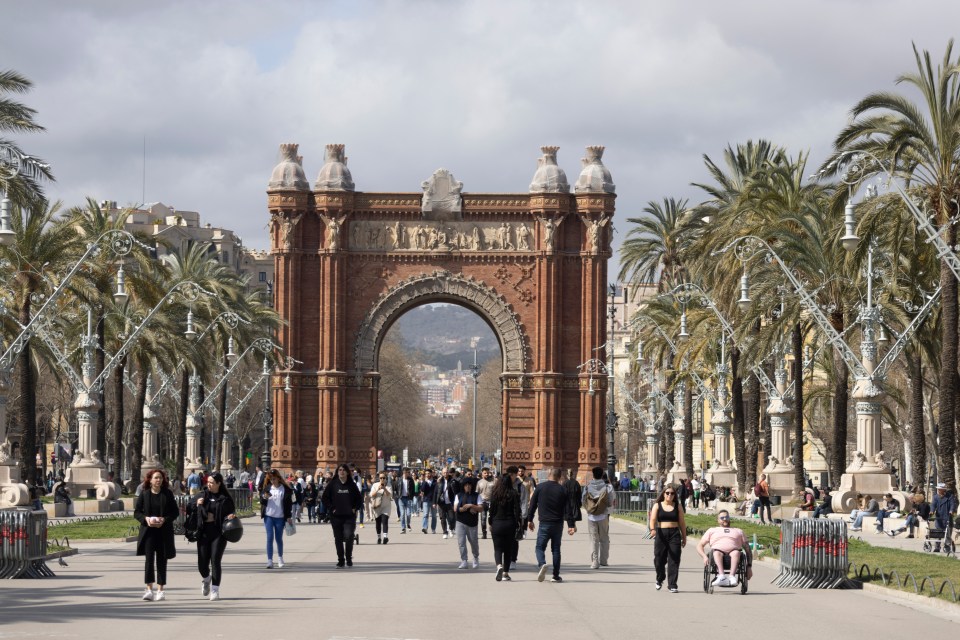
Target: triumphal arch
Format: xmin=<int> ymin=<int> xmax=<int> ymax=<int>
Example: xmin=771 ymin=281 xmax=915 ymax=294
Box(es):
xmin=266 ymin=144 xmax=615 ymax=474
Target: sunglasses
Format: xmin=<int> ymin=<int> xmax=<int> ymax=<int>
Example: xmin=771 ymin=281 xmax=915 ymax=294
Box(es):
xmin=664 ymin=491 xmax=675 ymax=495
xmin=718 ymin=516 xmax=730 ymax=520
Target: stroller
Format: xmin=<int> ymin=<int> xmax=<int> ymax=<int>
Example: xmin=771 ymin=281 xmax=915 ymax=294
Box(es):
xmin=922 ymin=517 xmax=957 ymax=557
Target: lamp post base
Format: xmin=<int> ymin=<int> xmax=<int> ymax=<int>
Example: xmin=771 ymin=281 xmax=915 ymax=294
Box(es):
xmin=0 ymin=463 xmax=29 ymax=507
xmin=64 ymin=463 xmax=119 ymax=501
xmin=831 ymin=469 xmax=907 ymax=514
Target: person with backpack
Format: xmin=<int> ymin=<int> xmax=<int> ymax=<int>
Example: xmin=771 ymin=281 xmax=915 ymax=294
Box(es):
xmin=193 ymin=472 xmax=237 ymax=601
xmin=583 ymin=466 xmax=615 ymax=569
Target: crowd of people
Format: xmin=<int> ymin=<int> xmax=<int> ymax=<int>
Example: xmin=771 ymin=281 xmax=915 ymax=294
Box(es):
xmin=128 ymin=462 xmax=958 ymax=602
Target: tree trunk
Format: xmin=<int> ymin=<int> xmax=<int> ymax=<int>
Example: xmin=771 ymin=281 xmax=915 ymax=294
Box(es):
xmin=763 ymin=359 xmax=773 ymax=466
xmin=829 ymin=309 xmax=848 ymax=487
xmin=131 ymin=368 xmax=148 ymax=480
xmin=17 ymin=299 xmax=38 ymax=483
xmin=745 ymin=369 xmax=761 ymax=491
xmin=907 ymin=348 xmax=925 ymax=487
xmin=731 ymin=346 xmax=747 ymax=495
xmin=793 ymin=324 xmax=806 ymax=494
xmin=96 ymin=315 xmax=107 ymax=456
xmin=175 ymin=368 xmax=189 ymax=480
xmin=109 ymin=356 xmax=126 ymax=481
xmin=683 ymin=383 xmax=694 ymax=477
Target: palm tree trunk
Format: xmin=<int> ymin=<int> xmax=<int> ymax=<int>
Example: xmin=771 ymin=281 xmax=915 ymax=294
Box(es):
xmin=683 ymin=384 xmax=693 ymax=477
xmin=908 ymin=349 xmax=925 ymax=488
xmin=131 ymin=368 xmax=148 ymax=479
xmin=745 ymin=369 xmax=761 ymax=491
xmin=109 ymin=357 xmax=126 ymax=481
xmin=829 ymin=310 xmax=848 ymax=486
xmin=17 ymin=301 xmax=37 ymax=483
xmin=731 ymin=347 xmax=746 ymax=494
xmin=793 ymin=324 xmax=806 ymax=494
xmin=176 ymin=368 xmax=189 ymax=480
xmin=96 ymin=315 xmax=107 ymax=456
xmin=939 ymin=250 xmax=958 ymax=488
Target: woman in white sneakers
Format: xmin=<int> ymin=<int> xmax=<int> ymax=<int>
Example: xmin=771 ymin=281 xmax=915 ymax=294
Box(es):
xmin=134 ymin=469 xmax=180 ymax=601
xmin=370 ymin=471 xmax=394 ymax=544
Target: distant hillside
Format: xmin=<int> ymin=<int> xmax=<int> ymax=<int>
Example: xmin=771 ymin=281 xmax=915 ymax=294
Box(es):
xmin=391 ymin=303 xmax=500 ymax=369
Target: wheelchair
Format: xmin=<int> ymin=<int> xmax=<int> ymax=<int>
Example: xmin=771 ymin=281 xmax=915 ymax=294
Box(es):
xmin=702 ymin=548 xmax=749 ymax=595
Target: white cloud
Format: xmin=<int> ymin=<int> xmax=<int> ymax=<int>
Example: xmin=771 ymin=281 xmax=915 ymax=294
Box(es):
xmin=3 ymin=0 xmax=959 ymax=254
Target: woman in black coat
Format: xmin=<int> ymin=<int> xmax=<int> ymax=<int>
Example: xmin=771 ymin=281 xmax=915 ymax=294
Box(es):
xmin=134 ymin=468 xmax=180 ymax=601
xmin=488 ymin=470 xmax=523 ymax=581
xmin=193 ymin=472 xmax=237 ymax=601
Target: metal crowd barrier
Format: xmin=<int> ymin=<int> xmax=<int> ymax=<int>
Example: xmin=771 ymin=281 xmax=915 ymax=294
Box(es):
xmin=613 ymin=491 xmax=657 ymax=514
xmin=172 ymin=488 xmax=253 ymax=535
xmin=0 ymin=508 xmax=54 ymax=579
xmin=774 ymin=518 xmax=853 ymax=589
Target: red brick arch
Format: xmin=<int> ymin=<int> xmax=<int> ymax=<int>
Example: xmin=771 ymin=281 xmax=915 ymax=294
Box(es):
xmin=267 ymin=147 xmax=614 ymax=476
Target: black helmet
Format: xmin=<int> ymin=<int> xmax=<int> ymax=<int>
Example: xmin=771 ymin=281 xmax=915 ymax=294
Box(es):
xmin=221 ymin=517 xmax=244 ymax=543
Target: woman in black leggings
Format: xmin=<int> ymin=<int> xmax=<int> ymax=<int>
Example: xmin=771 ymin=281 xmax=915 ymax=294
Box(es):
xmin=195 ymin=472 xmax=237 ymax=601
xmin=488 ymin=468 xmax=522 ymax=582
xmin=649 ymin=484 xmax=687 ymax=593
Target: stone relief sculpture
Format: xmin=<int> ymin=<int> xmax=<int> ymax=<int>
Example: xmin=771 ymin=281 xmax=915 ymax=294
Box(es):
xmin=874 ymin=450 xmax=889 ymax=470
xmin=275 ymin=213 xmax=303 ymax=251
xmin=348 ymin=220 xmax=533 ymax=253
xmin=321 ymin=214 xmax=343 ymax=250
xmin=421 ymin=168 xmax=463 ymax=219
xmin=541 ymin=217 xmax=557 ymax=252
xmin=850 ymin=450 xmax=867 ymax=470
xmin=580 ymin=215 xmax=610 ymax=254
xmin=516 ymin=223 xmax=530 ymax=250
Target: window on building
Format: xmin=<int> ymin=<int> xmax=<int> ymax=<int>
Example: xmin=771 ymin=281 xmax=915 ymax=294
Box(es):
xmin=259 ymin=272 xmax=267 ymax=282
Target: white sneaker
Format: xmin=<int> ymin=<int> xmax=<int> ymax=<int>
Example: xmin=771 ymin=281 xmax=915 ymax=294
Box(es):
xmin=209 ymin=587 xmax=220 ymax=601
xmin=201 ymin=576 xmax=211 ymax=596
xmin=472 ymin=560 xmax=479 ymax=569
xmin=141 ymin=588 xmax=154 ymax=601
xmin=154 ymin=590 xmax=165 ymax=601
xmin=278 ymin=557 xmax=285 ymax=568
xmin=711 ymin=575 xmax=724 ymax=586
xmin=443 ymin=533 xmax=449 ymax=539
xmin=266 ymin=560 xmax=274 ymax=569
xmin=537 ymin=564 xmax=548 ymax=582
xmin=458 ymin=561 xmax=467 ymax=569
xmin=728 ymin=575 xmax=738 ymax=586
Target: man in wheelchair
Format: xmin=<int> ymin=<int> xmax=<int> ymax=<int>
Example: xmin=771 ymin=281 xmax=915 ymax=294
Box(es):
xmin=696 ymin=510 xmax=752 ymax=587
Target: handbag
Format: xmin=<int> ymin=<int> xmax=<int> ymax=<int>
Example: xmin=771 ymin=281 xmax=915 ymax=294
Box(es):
xmin=285 ymin=520 xmax=297 ymax=536
xmin=372 ymin=492 xmax=383 ymax=510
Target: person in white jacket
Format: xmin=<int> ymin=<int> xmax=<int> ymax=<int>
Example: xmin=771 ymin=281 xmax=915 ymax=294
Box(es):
xmin=370 ymin=472 xmax=395 ymax=544
xmin=582 ymin=466 xmax=615 ymax=569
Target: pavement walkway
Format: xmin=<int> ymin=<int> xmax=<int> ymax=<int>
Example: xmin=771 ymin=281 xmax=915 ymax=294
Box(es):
xmin=1 ymin=514 xmax=957 ymax=639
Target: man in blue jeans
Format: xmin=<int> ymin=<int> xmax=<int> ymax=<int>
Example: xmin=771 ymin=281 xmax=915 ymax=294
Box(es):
xmin=420 ymin=469 xmax=438 ymax=533
xmin=527 ymin=467 xmax=577 ymax=583
xmin=397 ymin=468 xmax=415 ymax=533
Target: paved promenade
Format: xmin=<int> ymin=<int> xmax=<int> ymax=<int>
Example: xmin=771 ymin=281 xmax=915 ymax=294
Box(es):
xmin=1 ymin=515 xmax=957 ymax=639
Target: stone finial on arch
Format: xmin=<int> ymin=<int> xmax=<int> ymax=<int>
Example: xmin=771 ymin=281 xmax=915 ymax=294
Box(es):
xmin=354 ymin=271 xmax=528 ymax=375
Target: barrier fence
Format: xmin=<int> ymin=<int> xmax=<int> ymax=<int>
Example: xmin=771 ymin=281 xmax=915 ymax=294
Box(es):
xmin=613 ymin=491 xmax=657 ymax=514
xmin=0 ymin=508 xmax=54 ymax=579
xmin=774 ymin=518 xmax=853 ymax=589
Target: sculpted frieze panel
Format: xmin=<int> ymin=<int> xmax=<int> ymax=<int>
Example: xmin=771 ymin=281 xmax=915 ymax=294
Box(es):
xmin=349 ymin=220 xmax=534 ymax=253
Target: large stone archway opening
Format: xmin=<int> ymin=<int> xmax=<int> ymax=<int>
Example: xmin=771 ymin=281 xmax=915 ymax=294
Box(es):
xmin=266 ymin=144 xmax=616 ymax=476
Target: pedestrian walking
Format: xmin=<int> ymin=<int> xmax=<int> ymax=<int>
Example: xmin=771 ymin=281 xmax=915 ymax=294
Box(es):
xmin=193 ymin=472 xmax=237 ymax=601
xmin=134 ymin=469 xmax=180 ymax=602
xmin=582 ymin=466 xmax=614 ymax=569
xmin=528 ymin=468 xmax=577 ymax=583
xmin=755 ymin=474 xmax=772 ymax=524
xmin=454 ymin=477 xmax=483 ymax=568
xmin=259 ymin=469 xmax=293 ymax=569
xmin=649 ymin=484 xmax=687 ymax=593
xmin=397 ymin=467 xmax=415 ymax=533
xmin=304 ymin=480 xmax=319 ymax=523
xmin=322 ymin=463 xmax=363 ymax=567
xmin=488 ymin=467 xmax=522 ymax=581
xmin=477 ymin=467 xmax=494 ymax=539
xmin=436 ymin=468 xmax=459 ymax=538
xmin=420 ymin=469 xmax=438 ymax=533
xmin=370 ymin=471 xmax=394 ymax=544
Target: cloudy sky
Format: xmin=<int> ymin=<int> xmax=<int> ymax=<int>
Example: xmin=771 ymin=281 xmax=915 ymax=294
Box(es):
xmin=4 ymin=0 xmax=960 ymax=257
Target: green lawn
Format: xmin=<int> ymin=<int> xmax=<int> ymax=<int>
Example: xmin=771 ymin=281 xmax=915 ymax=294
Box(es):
xmin=47 ymin=517 xmax=138 ymax=540
xmin=615 ymin=513 xmax=960 ymax=604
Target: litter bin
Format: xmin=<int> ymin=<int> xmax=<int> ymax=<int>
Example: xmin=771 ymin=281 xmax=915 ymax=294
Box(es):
xmin=770 ymin=495 xmax=782 ymax=506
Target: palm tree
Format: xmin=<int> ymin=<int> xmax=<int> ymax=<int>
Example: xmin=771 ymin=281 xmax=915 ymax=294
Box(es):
xmin=0 ymin=200 xmax=80 ymax=481
xmin=0 ymin=70 xmax=54 ymax=206
xmin=618 ymin=198 xmax=696 ymax=294
xmin=832 ymin=40 xmax=960 ymax=487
